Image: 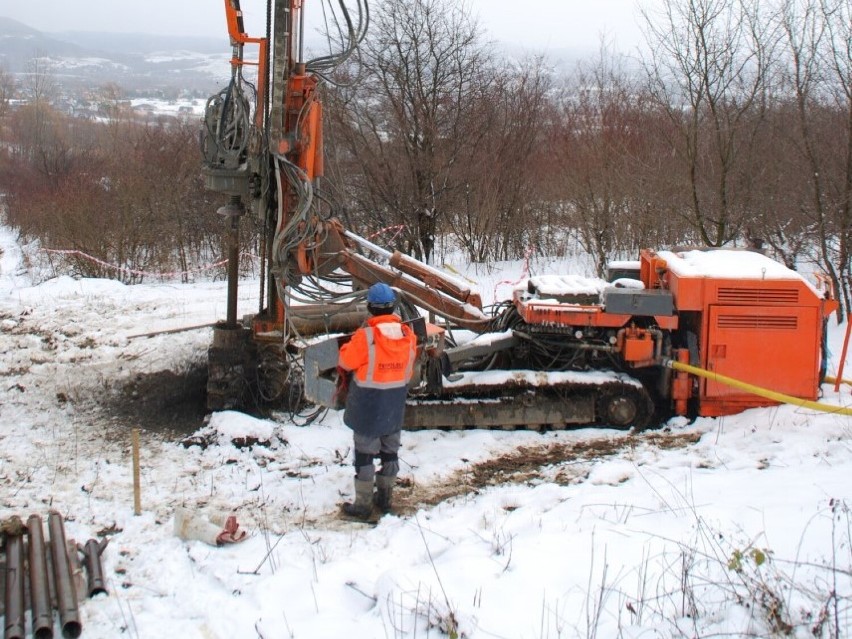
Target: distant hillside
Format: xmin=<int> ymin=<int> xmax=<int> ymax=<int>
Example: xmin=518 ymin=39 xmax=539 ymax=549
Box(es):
xmin=0 ymin=16 xmax=595 ymax=97
xmin=54 ymin=31 xmax=227 ymax=56
xmin=0 ymin=17 xmax=89 ymax=67
xmin=0 ymin=17 xmax=229 ymax=94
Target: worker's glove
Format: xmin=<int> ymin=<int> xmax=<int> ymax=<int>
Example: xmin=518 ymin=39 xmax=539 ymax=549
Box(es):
xmin=216 ymin=515 xmax=247 ymax=545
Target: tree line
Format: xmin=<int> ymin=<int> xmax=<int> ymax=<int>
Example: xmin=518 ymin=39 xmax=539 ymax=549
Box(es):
xmin=0 ymin=61 xmax=224 ymax=284
xmin=325 ymin=0 xmax=852 ymax=315
xmin=0 ymin=0 xmax=850 ymax=315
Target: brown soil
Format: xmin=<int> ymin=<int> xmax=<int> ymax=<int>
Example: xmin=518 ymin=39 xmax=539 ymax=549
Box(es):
xmin=103 ymin=364 xmax=209 ymax=435
xmin=392 ymin=430 xmax=701 ymax=515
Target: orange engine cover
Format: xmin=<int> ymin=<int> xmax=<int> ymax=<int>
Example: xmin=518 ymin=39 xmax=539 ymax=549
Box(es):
xmin=701 ymin=305 xmax=820 ymax=412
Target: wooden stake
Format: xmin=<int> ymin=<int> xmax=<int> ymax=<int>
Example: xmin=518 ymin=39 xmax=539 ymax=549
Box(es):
xmin=132 ymin=428 xmax=141 ymax=515
xmin=834 ymin=314 xmax=852 ymax=393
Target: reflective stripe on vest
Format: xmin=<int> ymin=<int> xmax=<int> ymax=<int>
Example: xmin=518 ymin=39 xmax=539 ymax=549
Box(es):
xmin=357 ymin=327 xmax=415 ymax=390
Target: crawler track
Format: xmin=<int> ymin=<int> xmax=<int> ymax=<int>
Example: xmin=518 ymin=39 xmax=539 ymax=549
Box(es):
xmin=403 ymin=375 xmax=656 ymax=432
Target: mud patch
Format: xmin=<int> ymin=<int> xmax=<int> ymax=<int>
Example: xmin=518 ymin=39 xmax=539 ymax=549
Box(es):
xmin=393 ymin=430 xmax=702 ymax=515
xmin=104 ymin=363 xmax=209 ymax=436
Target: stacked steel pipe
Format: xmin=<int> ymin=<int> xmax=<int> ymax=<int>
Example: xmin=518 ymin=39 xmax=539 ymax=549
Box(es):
xmin=27 ymin=515 xmax=52 ymax=639
xmin=4 ymin=521 xmax=25 ymax=639
xmin=2 ymin=511 xmax=108 ymax=639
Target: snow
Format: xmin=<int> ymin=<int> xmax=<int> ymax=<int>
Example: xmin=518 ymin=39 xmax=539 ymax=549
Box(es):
xmin=48 ymin=57 xmax=132 ymax=72
xmin=1 ymin=223 xmax=852 ymax=638
xmin=527 ymin=273 xmax=607 ymax=297
xmin=144 ymin=51 xmax=224 ymax=66
xmin=606 ymin=260 xmax=640 ymax=271
xmin=609 ymin=277 xmax=645 ymax=289
xmin=658 ymin=248 xmax=826 ymax=297
xmin=443 ymin=369 xmax=644 ymax=389
xmin=659 ymin=248 xmax=805 ymax=281
xmin=206 ymin=411 xmax=275 ymax=445
xmin=457 ymin=329 xmax=514 ymax=347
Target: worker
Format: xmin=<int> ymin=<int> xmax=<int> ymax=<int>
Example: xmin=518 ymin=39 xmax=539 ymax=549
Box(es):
xmin=338 ymin=283 xmax=417 ymax=519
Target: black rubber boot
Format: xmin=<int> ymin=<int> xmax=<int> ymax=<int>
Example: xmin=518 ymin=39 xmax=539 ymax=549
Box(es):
xmin=374 ymin=474 xmax=395 ymax=514
xmin=342 ymin=479 xmax=374 ymax=520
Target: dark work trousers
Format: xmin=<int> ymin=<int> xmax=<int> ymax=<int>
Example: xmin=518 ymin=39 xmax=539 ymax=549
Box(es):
xmin=353 ymin=430 xmax=401 ymax=482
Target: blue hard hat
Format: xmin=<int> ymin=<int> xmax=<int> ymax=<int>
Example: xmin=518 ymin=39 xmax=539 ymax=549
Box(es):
xmin=367 ymin=283 xmax=396 ymax=305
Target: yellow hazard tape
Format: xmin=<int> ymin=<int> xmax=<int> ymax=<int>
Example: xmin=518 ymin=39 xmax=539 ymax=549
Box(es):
xmin=440 ymin=263 xmax=478 ymax=285
xmin=666 ymin=359 xmax=852 ymax=417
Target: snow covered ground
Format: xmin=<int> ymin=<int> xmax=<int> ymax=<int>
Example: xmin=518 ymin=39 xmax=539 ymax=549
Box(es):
xmin=1 ymin=223 xmax=851 ymax=638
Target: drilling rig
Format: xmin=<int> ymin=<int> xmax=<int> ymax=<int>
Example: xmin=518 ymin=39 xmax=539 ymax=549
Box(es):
xmin=201 ymin=0 xmax=839 ymax=431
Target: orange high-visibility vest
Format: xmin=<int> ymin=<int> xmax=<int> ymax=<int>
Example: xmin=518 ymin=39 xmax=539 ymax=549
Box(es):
xmin=338 ymin=315 xmax=416 ymax=389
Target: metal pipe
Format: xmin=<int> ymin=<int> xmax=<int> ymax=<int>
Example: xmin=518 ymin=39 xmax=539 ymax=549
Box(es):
xmin=650 ymin=328 xmax=664 ymax=362
xmin=342 ymin=229 xmax=394 ymax=261
xmin=389 ymin=251 xmax=476 ymax=300
xmin=227 ymin=213 xmax=240 ymax=327
xmin=217 ymin=195 xmax=244 ymax=329
xmin=27 ymin=515 xmax=54 ymax=639
xmin=3 ymin=524 xmax=25 ymax=639
xmin=48 ymin=511 xmax=82 ymax=639
xmin=259 ymin=232 xmax=267 ymax=314
xmin=834 ymin=313 xmax=852 ymax=392
xmin=77 ymin=538 xmax=109 ymax=598
xmin=288 ymin=310 xmax=367 ymax=335
xmin=298 ymin=0 xmax=305 ymax=63
xmin=571 ymin=342 xmax=618 ymax=353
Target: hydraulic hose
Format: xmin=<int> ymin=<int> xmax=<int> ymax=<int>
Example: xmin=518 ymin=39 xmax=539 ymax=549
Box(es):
xmin=664 ymin=359 xmax=852 ymax=417
xmin=824 ymin=375 xmax=852 ymax=387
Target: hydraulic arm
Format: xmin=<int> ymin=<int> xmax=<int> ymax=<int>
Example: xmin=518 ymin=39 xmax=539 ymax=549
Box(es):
xmin=202 ymin=0 xmax=488 ymax=411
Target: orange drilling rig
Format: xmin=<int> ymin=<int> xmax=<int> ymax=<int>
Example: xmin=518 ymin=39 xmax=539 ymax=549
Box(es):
xmin=201 ymin=0 xmax=839 ymax=431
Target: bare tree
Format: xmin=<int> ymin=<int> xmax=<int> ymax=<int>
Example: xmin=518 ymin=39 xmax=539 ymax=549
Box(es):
xmin=446 ymin=55 xmax=553 ymax=262
xmin=642 ymin=0 xmax=771 ymax=246
xmin=821 ymin=0 xmax=852 ymax=315
xmin=766 ymin=0 xmax=852 ymax=316
xmin=8 ymin=55 xmax=74 ymax=179
xmin=548 ymin=42 xmax=695 ymax=274
xmin=4 ymin=112 xmax=223 ymax=283
xmin=325 ymin=0 xmax=494 ymax=263
xmin=20 ymin=54 xmax=58 ymax=106
xmin=0 ymin=65 xmax=16 ymax=119
xmin=554 ymin=46 xmax=635 ymax=274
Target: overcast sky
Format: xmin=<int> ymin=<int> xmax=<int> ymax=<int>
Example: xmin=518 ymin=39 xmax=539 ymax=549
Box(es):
xmin=1 ymin=0 xmax=652 ymax=53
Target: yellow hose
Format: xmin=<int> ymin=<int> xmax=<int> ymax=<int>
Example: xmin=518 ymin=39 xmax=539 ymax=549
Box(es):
xmin=824 ymin=375 xmax=852 ymax=387
xmin=665 ymin=359 xmax=852 ymax=417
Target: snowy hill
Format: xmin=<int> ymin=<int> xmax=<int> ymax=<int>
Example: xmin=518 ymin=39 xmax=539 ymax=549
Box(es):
xmin=0 ymin=17 xmax=229 ymax=92
xmin=0 ymin=223 xmax=851 ymax=638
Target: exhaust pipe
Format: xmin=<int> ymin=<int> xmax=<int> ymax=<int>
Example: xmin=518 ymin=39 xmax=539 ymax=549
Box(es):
xmin=78 ymin=538 xmax=109 ymax=597
xmin=27 ymin=514 xmax=54 ymax=639
xmin=3 ymin=520 xmax=26 ymax=639
xmin=48 ymin=511 xmax=82 ymax=639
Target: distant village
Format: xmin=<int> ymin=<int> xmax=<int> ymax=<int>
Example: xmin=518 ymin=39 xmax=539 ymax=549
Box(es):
xmin=3 ymin=83 xmax=211 ymax=123
xmin=0 ymin=19 xmax=224 ymax=124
